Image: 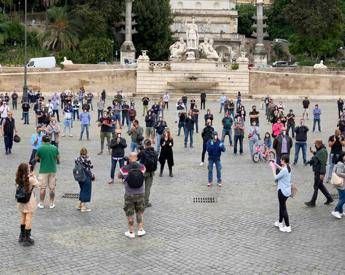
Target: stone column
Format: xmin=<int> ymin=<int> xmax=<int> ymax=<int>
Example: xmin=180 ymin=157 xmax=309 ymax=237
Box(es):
xmin=253 ymin=0 xmax=267 ymax=66
xmin=120 ymin=0 xmax=136 ymax=65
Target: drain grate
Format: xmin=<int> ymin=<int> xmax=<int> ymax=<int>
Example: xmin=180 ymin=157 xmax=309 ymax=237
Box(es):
xmin=193 ymin=197 xmax=217 ymax=203
xmin=62 ymin=193 xmax=79 ymax=199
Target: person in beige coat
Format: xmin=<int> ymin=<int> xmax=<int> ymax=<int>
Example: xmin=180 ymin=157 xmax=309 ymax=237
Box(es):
xmin=16 ymin=163 xmax=39 ymax=246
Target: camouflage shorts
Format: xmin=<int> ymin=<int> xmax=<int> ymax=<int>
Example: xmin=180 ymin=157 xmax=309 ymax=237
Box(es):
xmin=123 ymin=194 xmax=145 ymax=217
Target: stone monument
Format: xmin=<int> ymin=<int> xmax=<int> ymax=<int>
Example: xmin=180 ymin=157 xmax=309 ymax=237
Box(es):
xmin=120 ymin=0 xmax=136 ymax=65
xmin=252 ymin=0 xmax=268 ymax=66
xmin=313 ymin=60 xmax=328 ymax=69
xmin=169 ymin=37 xmax=187 ymax=60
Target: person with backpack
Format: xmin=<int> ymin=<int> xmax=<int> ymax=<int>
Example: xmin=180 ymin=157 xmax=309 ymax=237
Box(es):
xmin=207 ymin=131 xmax=226 ymax=187
xmin=74 ymin=147 xmax=94 ymax=212
xmin=269 ymin=155 xmax=292 ymax=233
xmin=15 ymin=163 xmax=39 ymax=246
xmin=305 ymin=140 xmax=333 ymax=207
xmin=108 ymin=130 xmax=127 ymax=184
xmin=222 ymin=111 xmax=233 ymax=146
xmin=119 ymin=152 xmax=146 ymax=239
xmin=138 ymin=139 xmax=158 ymax=208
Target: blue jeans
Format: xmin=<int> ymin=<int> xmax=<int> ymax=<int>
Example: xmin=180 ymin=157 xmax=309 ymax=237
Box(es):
xmin=63 ymin=119 xmax=72 ymax=135
xmin=208 ymin=159 xmax=222 ymax=183
xmin=80 ymin=124 xmax=89 ymax=140
xmin=234 ymin=135 xmax=244 ymax=154
xmin=178 ymin=124 xmax=185 ymax=136
xmin=184 ymin=128 xmax=194 ymax=147
xmin=335 ymin=189 xmax=345 ymax=214
xmin=294 ymin=142 xmax=307 ymax=164
xmin=130 ymin=142 xmax=138 ymax=152
xmin=155 ymin=134 xmax=162 ymax=153
xmin=110 ymin=158 xmax=125 ymax=179
xmin=219 ymin=103 xmax=224 ymax=113
xmin=23 ymin=112 xmax=29 ymax=124
xmin=313 ymin=118 xmax=321 ymax=132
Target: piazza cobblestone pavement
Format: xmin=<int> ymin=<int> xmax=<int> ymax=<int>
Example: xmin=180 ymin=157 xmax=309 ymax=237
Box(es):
xmin=0 ymin=98 xmax=345 ymax=274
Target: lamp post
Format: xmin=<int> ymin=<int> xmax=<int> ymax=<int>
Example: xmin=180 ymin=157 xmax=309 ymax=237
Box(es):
xmin=23 ymin=0 xmax=28 ymax=101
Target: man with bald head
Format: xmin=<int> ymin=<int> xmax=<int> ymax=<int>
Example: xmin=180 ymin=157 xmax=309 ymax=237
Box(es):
xmin=119 ymin=152 xmax=146 ymax=239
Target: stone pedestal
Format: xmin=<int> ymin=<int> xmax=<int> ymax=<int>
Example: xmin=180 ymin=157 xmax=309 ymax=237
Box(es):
xmin=120 ymin=41 xmax=136 ymax=64
xmin=254 ymin=43 xmax=267 ymax=66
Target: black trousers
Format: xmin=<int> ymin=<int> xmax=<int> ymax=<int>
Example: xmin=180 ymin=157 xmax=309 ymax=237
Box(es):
xmin=311 ymin=173 xmax=332 ymax=203
xmin=201 ymin=101 xmax=205 ymax=110
xmin=278 ymin=189 xmax=289 ymax=226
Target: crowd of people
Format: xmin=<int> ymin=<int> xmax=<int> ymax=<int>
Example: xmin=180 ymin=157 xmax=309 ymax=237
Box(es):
xmin=2 ymin=89 xmax=345 ymax=245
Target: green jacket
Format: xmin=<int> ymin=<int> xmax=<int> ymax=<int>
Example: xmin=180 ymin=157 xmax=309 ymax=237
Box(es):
xmin=310 ymin=146 xmax=328 ymax=174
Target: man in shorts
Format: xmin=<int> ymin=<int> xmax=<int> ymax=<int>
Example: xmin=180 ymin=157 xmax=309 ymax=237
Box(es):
xmin=36 ymin=135 xmax=59 ymax=209
xmin=119 ymin=152 xmax=146 ymax=239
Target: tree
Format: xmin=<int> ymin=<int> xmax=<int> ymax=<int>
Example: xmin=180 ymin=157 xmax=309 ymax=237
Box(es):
xmin=266 ymin=0 xmax=293 ymax=40
xmin=79 ymin=36 xmax=113 ymax=63
xmin=39 ymin=7 xmax=79 ymax=50
xmin=133 ymin=0 xmax=173 ymax=60
xmin=286 ymin=0 xmax=344 ymax=59
xmin=237 ymin=4 xmax=256 ymax=37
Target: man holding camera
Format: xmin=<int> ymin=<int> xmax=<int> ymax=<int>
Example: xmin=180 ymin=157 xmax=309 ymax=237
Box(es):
xmin=108 ymin=129 xmax=127 ymax=184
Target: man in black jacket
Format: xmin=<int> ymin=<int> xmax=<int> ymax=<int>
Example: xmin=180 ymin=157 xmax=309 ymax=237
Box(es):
xmin=184 ymin=113 xmax=194 ymax=148
xmin=108 ymin=131 xmax=127 ymax=184
xmin=293 ymin=119 xmax=309 ymax=165
xmin=200 ymin=119 xmax=214 ymax=166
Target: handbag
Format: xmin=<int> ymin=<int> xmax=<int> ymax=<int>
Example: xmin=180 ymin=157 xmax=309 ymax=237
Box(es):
xmin=290 ymin=183 xmax=298 ymax=198
xmin=331 ymin=172 xmax=344 ymax=187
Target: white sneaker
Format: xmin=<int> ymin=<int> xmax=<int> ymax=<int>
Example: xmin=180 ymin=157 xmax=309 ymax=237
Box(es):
xmin=274 ymin=221 xmax=283 ymax=228
xmin=49 ymin=203 xmax=55 ymax=209
xmin=125 ymin=231 xmax=135 ymax=239
xmin=281 ymin=226 xmax=292 ymax=233
xmin=200 ymin=162 xmax=204 ymax=166
xmin=331 ymin=211 xmax=342 ymax=219
xmin=137 ymin=229 xmax=146 ymax=237
xmin=37 ymin=202 xmax=44 ymax=209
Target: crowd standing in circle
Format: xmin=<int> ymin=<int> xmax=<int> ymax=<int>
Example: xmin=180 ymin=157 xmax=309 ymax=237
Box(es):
xmin=2 ymin=88 xmax=344 ymax=245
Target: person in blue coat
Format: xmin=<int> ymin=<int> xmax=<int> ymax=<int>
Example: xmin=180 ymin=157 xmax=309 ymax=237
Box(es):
xmin=206 ymin=131 xmax=225 ymax=187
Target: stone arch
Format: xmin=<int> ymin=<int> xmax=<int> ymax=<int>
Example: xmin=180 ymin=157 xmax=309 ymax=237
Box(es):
xmin=215 ymin=45 xmax=232 ymax=62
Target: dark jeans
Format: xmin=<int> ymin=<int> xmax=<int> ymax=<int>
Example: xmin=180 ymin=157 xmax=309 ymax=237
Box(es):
xmin=278 ymin=189 xmax=289 ymax=226
xmin=29 ymin=149 xmax=37 ymax=167
xmin=23 ymin=112 xmax=29 ymax=124
xmin=97 ymin=110 xmax=103 ymax=121
xmin=4 ymin=135 xmax=13 ymax=153
xmin=79 ymin=176 xmax=92 ymax=203
xmin=194 ymin=118 xmax=199 ymax=133
xmin=12 ymin=100 xmax=17 ymax=110
xmin=335 ymin=189 xmax=345 ymax=214
xmin=110 ymin=158 xmax=125 ymax=179
xmin=184 ymin=128 xmax=193 ymax=147
xmin=294 ymin=142 xmax=307 ymax=164
xmin=208 ymin=159 xmax=222 ymax=183
xmin=313 ymin=119 xmax=321 ymax=132
xmin=310 ymin=173 xmax=332 ymax=204
xmin=201 ymin=100 xmax=205 ymax=110
xmin=234 ymin=135 xmax=244 ymax=154
xmin=52 ymin=109 xmax=60 ymax=122
xmin=122 ymin=113 xmax=130 ymax=127
xmin=73 ymin=110 xmax=79 ymax=120
xmin=201 ymin=141 xmax=208 ymax=162
xmin=287 ymin=123 xmax=295 ymax=138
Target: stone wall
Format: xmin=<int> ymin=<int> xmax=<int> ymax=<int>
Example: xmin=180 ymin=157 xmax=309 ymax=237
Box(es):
xmin=0 ymin=68 xmax=136 ymax=95
xmin=249 ymin=69 xmax=345 ymax=98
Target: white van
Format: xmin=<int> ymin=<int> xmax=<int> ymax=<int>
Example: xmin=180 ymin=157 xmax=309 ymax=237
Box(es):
xmin=27 ymin=57 xmax=56 ymax=69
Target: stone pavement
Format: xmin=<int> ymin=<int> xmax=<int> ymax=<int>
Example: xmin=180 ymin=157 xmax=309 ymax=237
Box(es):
xmin=1 ymin=98 xmax=345 ymax=274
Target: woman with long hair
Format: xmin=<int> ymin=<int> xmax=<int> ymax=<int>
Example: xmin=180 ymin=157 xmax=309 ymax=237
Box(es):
xmin=159 ymin=129 xmax=174 ymax=177
xmin=76 ymin=147 xmax=94 ymax=212
xmin=16 ymin=163 xmax=39 ymax=246
xmin=270 ymin=154 xmax=292 ymax=233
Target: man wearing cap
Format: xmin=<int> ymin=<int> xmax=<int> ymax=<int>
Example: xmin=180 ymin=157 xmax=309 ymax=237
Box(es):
xmin=206 ymin=131 xmax=225 ymax=187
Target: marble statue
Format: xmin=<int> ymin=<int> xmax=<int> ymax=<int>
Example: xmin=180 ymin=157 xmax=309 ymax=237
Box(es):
xmin=185 ymin=17 xmax=199 ymax=50
xmin=198 ymin=37 xmax=209 ymax=58
xmin=185 ymin=51 xmax=196 ymax=61
xmin=138 ymin=50 xmax=150 ymax=61
xmin=169 ymin=37 xmax=187 ymax=60
xmin=205 ymin=39 xmax=219 ymax=60
xmin=313 ymin=60 xmax=327 ymax=69
xmin=61 ymin=57 xmax=73 ymax=65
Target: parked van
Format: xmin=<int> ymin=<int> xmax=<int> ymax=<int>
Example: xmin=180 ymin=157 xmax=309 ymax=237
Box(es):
xmin=27 ymin=57 xmax=56 ymax=69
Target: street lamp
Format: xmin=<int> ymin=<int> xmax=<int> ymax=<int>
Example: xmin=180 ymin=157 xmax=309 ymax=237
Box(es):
xmin=23 ymin=0 xmax=28 ymax=101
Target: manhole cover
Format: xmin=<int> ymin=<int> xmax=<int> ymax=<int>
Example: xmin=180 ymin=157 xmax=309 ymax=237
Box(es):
xmin=193 ymin=197 xmax=217 ymax=203
xmin=62 ymin=193 xmax=79 ymax=199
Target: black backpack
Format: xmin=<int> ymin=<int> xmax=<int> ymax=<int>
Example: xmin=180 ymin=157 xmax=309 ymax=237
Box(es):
xmin=127 ymin=167 xmax=145 ymax=188
xmin=142 ymin=149 xmax=158 ymax=173
xmin=73 ymin=161 xmax=87 ymax=182
xmin=15 ymin=185 xmax=33 ymax=203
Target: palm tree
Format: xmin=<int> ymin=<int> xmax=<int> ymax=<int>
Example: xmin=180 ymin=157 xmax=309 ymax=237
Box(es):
xmin=39 ymin=7 xmax=78 ymax=50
